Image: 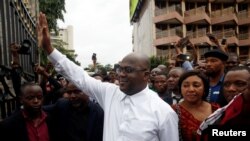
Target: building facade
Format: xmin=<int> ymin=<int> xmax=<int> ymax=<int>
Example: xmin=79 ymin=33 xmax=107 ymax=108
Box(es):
xmin=51 ymin=25 xmax=74 ymax=50
xmin=0 ymin=0 xmax=38 ymax=77
xmin=132 ymin=0 xmax=156 ymax=56
xmin=132 ymin=0 xmax=250 ymax=62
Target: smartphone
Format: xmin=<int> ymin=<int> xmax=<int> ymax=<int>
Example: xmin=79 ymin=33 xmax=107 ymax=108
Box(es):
xmin=177 ymin=54 xmax=189 ymax=61
xmin=221 ymin=38 xmax=227 ymax=45
xmin=206 ymin=33 xmax=216 ymax=41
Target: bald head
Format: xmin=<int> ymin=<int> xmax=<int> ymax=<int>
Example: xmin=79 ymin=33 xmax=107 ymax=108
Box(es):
xmin=118 ymin=53 xmax=150 ymax=95
xmin=169 ymin=67 xmax=185 ymax=74
xmin=157 ymin=64 xmax=167 ymax=72
xmin=121 ymin=53 xmax=150 ymax=70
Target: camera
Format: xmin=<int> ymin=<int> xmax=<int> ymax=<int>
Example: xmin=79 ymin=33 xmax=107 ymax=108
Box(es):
xmin=18 ymin=39 xmax=31 ymax=54
xmin=221 ymin=38 xmax=227 ymax=45
xmin=176 ymin=54 xmax=190 ymax=61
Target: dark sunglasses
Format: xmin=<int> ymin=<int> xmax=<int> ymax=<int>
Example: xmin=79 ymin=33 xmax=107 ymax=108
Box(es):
xmin=117 ymin=66 xmax=147 ymax=74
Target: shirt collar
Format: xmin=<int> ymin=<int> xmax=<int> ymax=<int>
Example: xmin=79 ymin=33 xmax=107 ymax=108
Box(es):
xmin=209 ymin=74 xmax=225 ymax=87
xmin=22 ymin=110 xmax=47 ymax=121
xmin=219 ymin=74 xmax=224 ymax=83
xmin=121 ymin=86 xmax=149 ymax=106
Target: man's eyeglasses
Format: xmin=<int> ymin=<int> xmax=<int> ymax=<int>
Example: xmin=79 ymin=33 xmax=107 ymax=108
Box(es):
xmin=117 ymin=66 xmax=147 ymax=74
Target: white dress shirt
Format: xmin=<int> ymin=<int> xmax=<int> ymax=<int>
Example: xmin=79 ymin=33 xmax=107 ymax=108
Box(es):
xmin=48 ymin=49 xmax=179 ymax=141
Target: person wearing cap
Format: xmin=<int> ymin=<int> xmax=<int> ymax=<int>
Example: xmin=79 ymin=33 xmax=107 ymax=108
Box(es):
xmin=197 ymin=66 xmax=250 ymax=141
xmin=204 ymin=49 xmax=228 ymax=103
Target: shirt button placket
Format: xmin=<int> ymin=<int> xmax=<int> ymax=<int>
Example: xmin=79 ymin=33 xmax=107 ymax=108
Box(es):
xmin=120 ymin=97 xmax=130 ymax=137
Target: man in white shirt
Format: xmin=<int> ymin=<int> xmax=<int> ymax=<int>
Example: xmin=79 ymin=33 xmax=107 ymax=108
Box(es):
xmin=37 ymin=12 xmax=179 ymax=141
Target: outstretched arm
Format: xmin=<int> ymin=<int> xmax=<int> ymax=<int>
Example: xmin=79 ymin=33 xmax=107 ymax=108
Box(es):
xmin=174 ymin=40 xmax=183 ymax=55
xmin=207 ymin=33 xmax=228 ymax=53
xmin=189 ymin=42 xmax=198 ymax=65
xmin=36 ymin=12 xmax=116 ymax=109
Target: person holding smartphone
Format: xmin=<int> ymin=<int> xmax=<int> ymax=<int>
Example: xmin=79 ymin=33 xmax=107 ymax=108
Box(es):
xmin=207 ymin=33 xmax=228 ymax=53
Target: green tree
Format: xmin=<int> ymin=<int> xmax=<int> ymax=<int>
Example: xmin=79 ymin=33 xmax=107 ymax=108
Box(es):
xmin=39 ymin=0 xmax=80 ymax=71
xmin=149 ymin=56 xmax=168 ymax=70
xmin=39 ymin=0 xmax=66 ymax=33
xmin=39 ymin=40 xmax=80 ymax=67
xmin=104 ymin=64 xmax=113 ymax=71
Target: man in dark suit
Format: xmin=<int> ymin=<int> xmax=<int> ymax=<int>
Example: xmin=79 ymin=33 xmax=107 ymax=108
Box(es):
xmin=0 ymin=82 xmax=57 ymax=141
xmin=45 ymin=82 xmax=104 ymax=141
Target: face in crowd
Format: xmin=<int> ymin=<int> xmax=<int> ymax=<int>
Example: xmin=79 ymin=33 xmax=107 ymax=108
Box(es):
xmin=167 ymin=68 xmax=184 ymax=91
xmin=225 ymin=54 xmax=239 ymax=71
xmin=168 ymin=60 xmax=176 ymax=71
xmin=109 ymin=71 xmax=116 ymax=80
xmin=150 ymin=67 xmax=162 ymax=81
xmin=205 ymin=57 xmax=225 ymax=77
xmin=20 ymin=83 xmax=43 ymax=114
xmin=194 ymin=61 xmax=206 ymax=75
xmin=66 ymin=82 xmax=89 ymax=108
xmin=153 ymin=74 xmax=168 ymax=94
xmin=118 ymin=53 xmax=150 ymax=95
xmin=223 ymin=66 xmax=250 ymax=103
xmin=179 ymin=71 xmax=209 ymax=103
xmin=157 ymin=64 xmax=167 ymax=73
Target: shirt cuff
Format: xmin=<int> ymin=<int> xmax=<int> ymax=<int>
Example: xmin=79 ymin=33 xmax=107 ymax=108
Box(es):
xmin=48 ymin=49 xmax=63 ymax=65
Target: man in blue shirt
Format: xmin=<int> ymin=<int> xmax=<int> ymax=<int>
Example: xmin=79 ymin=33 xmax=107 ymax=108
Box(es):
xmin=204 ymin=49 xmax=228 ymax=103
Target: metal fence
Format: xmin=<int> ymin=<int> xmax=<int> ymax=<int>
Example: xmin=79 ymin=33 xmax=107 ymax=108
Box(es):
xmin=0 ymin=97 xmax=17 ymax=121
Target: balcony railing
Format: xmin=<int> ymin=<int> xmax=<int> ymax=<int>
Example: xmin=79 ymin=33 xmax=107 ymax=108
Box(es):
xmin=187 ymin=28 xmax=207 ymax=38
xmin=155 ymin=5 xmax=182 ymax=16
xmin=185 ymin=6 xmax=207 ymax=17
xmin=213 ymin=28 xmax=236 ymax=39
xmin=156 ymin=27 xmax=182 ymax=39
xmin=238 ymin=10 xmax=250 ymax=19
xmin=238 ymin=32 xmax=249 ymax=40
xmin=211 ymin=7 xmax=235 ymax=18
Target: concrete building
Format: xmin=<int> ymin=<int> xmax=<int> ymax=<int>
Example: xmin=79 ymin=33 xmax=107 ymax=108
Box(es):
xmin=131 ymin=0 xmax=250 ymax=62
xmin=51 ymin=25 xmax=74 ymax=50
xmin=132 ymin=0 xmax=156 ymax=56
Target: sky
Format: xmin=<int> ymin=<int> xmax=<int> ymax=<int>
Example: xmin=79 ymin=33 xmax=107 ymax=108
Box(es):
xmin=58 ymin=0 xmax=133 ymax=68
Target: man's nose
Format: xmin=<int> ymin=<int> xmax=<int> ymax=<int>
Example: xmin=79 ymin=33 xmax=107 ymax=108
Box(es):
xmin=227 ymin=84 xmax=237 ymax=91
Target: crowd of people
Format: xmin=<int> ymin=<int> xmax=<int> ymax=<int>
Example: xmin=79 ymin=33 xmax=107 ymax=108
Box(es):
xmin=0 ymin=12 xmax=250 ymax=141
